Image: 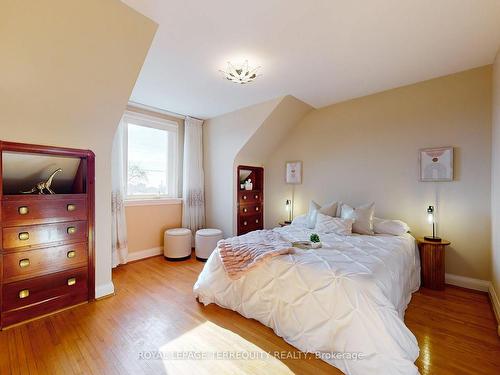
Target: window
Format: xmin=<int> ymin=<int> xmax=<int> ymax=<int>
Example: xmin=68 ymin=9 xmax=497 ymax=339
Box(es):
xmin=122 ymin=111 xmax=178 ymax=200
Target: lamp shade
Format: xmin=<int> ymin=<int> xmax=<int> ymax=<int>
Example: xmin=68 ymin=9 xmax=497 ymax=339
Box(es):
xmin=424 ymin=205 xmax=441 ymax=242
xmin=427 ymin=205 xmax=434 ymax=224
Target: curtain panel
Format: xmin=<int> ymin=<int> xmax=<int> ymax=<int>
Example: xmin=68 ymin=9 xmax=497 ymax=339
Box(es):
xmin=182 ymin=116 xmax=205 ymax=233
xmin=111 ymin=120 xmax=128 ymax=267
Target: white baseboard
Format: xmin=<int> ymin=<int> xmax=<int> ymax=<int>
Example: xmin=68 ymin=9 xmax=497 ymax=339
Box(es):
xmin=445 ymin=273 xmax=490 ymax=292
xmin=95 ymin=281 xmax=115 ymax=299
xmin=127 ymin=246 xmax=163 ymax=262
xmin=488 ymin=284 xmax=500 ymax=337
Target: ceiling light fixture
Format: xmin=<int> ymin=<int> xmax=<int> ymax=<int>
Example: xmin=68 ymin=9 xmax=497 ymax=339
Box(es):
xmin=220 ymin=60 xmax=261 ymax=84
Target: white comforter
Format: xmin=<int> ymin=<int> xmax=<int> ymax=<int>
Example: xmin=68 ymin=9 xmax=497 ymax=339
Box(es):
xmin=193 ymin=225 xmax=421 ymax=375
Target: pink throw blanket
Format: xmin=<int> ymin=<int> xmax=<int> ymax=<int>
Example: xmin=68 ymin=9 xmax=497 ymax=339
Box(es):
xmin=218 ymin=230 xmax=294 ymax=280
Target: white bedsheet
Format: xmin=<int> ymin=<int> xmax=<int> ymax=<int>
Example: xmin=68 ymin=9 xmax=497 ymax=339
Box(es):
xmin=193 ymin=226 xmax=421 ymax=375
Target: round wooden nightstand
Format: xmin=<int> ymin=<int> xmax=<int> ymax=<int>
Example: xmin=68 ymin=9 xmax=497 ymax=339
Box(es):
xmin=417 ymin=238 xmax=451 ymax=290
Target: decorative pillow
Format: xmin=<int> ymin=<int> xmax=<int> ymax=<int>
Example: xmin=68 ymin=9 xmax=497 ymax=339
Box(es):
xmin=319 ymin=201 xmax=338 ymax=217
xmin=315 ymin=213 xmax=353 ymax=235
xmin=340 ymin=203 xmax=375 ymax=235
xmin=373 ymin=217 xmax=410 ymax=236
xmin=306 ymin=200 xmax=339 ymax=229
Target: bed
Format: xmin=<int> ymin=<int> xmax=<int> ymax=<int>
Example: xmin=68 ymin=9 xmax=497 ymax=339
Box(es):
xmin=193 ymin=224 xmax=421 ymax=375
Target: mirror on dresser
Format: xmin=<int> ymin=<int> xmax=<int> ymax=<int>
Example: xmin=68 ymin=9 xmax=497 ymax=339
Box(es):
xmin=0 ymin=141 xmax=95 ymax=329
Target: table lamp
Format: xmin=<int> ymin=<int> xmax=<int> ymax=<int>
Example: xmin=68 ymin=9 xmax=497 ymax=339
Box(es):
xmin=424 ymin=205 xmax=441 ymax=242
xmin=285 ymin=199 xmax=292 ymax=224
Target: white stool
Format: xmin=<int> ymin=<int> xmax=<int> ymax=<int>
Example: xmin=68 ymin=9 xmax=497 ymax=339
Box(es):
xmin=164 ymin=228 xmax=192 ymax=261
xmin=195 ymin=228 xmax=223 ymax=261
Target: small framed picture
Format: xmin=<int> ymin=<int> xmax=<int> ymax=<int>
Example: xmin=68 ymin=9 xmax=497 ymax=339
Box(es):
xmin=420 ymin=147 xmax=453 ymax=182
xmin=286 ymin=161 xmax=302 ymax=184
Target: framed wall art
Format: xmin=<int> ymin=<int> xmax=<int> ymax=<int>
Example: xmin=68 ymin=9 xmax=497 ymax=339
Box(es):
xmin=285 ymin=161 xmax=302 ymax=184
xmin=420 ymin=147 xmax=453 ymax=182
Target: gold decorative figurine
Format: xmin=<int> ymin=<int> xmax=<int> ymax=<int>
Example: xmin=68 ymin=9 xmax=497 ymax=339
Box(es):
xmin=21 ymin=168 xmax=62 ymax=194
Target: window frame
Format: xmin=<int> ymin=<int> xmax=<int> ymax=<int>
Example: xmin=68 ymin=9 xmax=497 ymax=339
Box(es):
xmin=122 ymin=110 xmax=179 ymax=202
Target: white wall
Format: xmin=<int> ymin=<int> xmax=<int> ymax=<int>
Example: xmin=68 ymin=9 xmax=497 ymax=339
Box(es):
xmin=204 ymin=96 xmax=311 ymax=237
xmin=0 ymin=0 xmax=157 ymax=296
xmin=204 ymin=98 xmax=282 ymax=237
xmin=266 ymin=66 xmax=492 ymax=281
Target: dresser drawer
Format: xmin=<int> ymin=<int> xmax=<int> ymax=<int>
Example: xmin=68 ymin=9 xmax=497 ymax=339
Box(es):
xmin=3 ymin=242 xmax=88 ymax=283
xmin=238 ymin=191 xmax=262 ymax=203
xmin=238 ymin=214 xmax=263 ymax=234
xmin=239 ymin=203 xmax=262 ymax=215
xmin=2 ymin=194 xmax=87 ymax=226
xmin=2 ymin=266 xmax=88 ymax=312
xmin=2 ymin=221 xmax=87 ymax=250
xmin=1 ymin=290 xmax=88 ymax=328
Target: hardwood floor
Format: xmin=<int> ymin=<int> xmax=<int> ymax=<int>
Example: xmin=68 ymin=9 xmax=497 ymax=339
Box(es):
xmin=1 ymin=255 xmax=499 ymax=374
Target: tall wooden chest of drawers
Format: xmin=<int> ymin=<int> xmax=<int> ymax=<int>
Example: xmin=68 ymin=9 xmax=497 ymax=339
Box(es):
xmin=237 ymin=165 xmax=264 ymax=236
xmin=0 ymin=141 xmax=95 ymax=329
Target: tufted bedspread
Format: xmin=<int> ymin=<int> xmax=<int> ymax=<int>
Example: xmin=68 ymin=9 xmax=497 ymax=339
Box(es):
xmin=193 ymin=225 xmax=421 ymax=375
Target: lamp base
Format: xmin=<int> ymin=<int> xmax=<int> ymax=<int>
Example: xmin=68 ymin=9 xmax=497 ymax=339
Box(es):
xmin=424 ymin=235 xmax=442 ymax=242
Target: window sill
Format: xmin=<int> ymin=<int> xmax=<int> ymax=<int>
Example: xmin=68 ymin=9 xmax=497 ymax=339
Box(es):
xmin=124 ymin=198 xmax=182 ymax=207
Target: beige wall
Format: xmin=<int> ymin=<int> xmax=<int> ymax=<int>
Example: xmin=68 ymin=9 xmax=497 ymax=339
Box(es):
xmin=125 ymin=203 xmax=182 ymax=253
xmin=0 ymin=0 xmax=156 ymax=296
xmin=492 ymin=51 xmax=500 ymax=303
xmin=266 ymin=66 xmax=492 ymax=281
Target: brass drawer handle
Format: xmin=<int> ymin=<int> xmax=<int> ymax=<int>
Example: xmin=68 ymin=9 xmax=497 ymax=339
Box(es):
xmin=242 ymin=195 xmax=247 ymax=200
xmin=255 ymin=206 xmax=260 ymax=211
xmin=255 ymin=219 xmax=259 ymax=224
xmin=19 ymin=289 xmax=30 ymax=299
xmin=243 ymin=221 xmax=248 ymax=226
xmin=67 ymin=226 xmax=76 ymax=234
xmin=19 ymin=258 xmax=30 ymax=268
xmin=243 ymin=208 xmax=248 ymax=213
xmin=18 ymin=206 xmax=29 ymax=215
xmin=67 ymin=277 xmax=76 ymax=286
xmin=255 ymin=195 xmax=259 ymax=199
xmin=67 ymin=204 xmax=76 ymax=212
xmin=67 ymin=250 xmax=76 ymax=258
xmin=18 ymin=232 xmax=29 ymax=241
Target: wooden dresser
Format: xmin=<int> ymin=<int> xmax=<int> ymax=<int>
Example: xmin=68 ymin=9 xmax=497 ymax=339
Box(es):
xmin=237 ymin=165 xmax=264 ymax=236
xmin=0 ymin=141 xmax=95 ymax=329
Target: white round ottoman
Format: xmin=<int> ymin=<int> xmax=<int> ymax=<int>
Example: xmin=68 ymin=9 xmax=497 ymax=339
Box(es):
xmin=164 ymin=228 xmax=192 ymax=261
xmin=195 ymin=228 xmax=223 ymax=261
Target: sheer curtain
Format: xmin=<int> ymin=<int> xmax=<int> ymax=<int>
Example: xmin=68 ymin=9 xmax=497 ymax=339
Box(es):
xmin=111 ymin=120 xmax=128 ymax=267
xmin=182 ymin=116 xmax=205 ymax=233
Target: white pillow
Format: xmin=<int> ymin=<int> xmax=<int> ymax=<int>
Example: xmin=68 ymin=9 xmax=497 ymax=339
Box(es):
xmin=291 ymin=214 xmax=308 ymax=227
xmin=306 ymin=201 xmax=320 ymax=229
xmin=306 ymin=200 xmax=339 ymax=228
xmin=315 ymin=213 xmax=353 ymax=235
xmin=340 ymin=203 xmax=375 ymax=235
xmin=373 ymin=217 xmax=410 ymax=236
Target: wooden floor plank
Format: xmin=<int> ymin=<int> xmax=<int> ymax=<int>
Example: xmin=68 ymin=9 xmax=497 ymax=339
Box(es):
xmin=1 ymin=255 xmax=499 ymax=374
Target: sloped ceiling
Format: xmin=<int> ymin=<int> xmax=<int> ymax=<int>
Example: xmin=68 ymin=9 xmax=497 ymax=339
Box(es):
xmin=236 ymin=96 xmax=312 ymax=165
xmin=123 ymin=0 xmax=500 ymax=118
xmin=0 ymin=0 xmax=157 ymax=294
